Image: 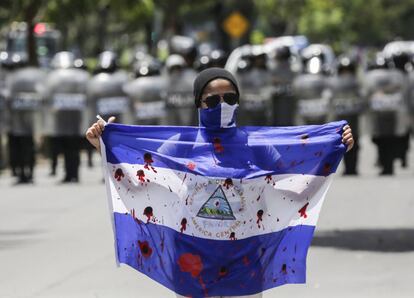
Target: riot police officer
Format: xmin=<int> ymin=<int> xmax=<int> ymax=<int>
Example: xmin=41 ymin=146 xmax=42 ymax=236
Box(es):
xmin=5 ymin=58 xmax=46 ymax=183
xmin=292 ymin=44 xmax=335 ymax=125
xmin=165 ymin=54 xmax=198 ymax=126
xmin=409 ymin=55 xmax=414 ymax=163
xmin=0 ymin=64 xmax=6 ymax=171
xmin=236 ymin=45 xmax=273 ymax=125
xmin=269 ymin=45 xmax=296 ymax=126
xmin=327 ymin=55 xmax=364 ymax=175
xmin=88 ymin=51 xmax=130 ymax=125
xmin=123 ymin=56 xmax=167 ymax=125
xmin=387 ymin=50 xmax=412 ymax=168
xmin=86 ymin=51 xmax=130 ymax=167
xmin=363 ymin=54 xmax=410 ymax=175
xmin=43 ymin=52 xmax=90 ymax=182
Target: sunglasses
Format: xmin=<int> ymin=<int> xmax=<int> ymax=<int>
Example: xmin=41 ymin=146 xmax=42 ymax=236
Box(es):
xmin=202 ymin=93 xmax=239 ymax=108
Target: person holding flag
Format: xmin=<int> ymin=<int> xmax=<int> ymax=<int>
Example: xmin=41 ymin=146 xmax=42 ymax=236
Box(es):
xmin=86 ymin=68 xmax=354 ymax=298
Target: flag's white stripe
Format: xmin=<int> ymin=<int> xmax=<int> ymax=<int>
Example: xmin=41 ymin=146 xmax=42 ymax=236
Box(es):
xmin=100 ymin=138 xmax=120 ymax=266
xmin=106 ymin=162 xmax=333 ymax=241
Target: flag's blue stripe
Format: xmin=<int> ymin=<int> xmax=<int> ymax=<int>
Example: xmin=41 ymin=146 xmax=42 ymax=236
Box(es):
xmin=114 ymin=212 xmax=315 ymax=297
xmin=103 ymin=121 xmax=346 ymax=179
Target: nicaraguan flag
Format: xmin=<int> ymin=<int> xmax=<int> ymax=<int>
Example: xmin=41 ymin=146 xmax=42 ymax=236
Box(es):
xmin=100 ymin=121 xmax=346 ymax=297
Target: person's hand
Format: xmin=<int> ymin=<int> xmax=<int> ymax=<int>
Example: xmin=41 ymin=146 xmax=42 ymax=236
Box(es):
xmin=85 ymin=116 xmax=116 ymax=152
xmin=342 ymin=124 xmax=354 ymax=152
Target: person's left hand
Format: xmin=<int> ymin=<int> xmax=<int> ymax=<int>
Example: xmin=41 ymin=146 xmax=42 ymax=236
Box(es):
xmin=342 ymin=124 xmax=354 ymax=152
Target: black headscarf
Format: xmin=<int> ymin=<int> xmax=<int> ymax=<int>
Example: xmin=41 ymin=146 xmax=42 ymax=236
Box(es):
xmin=193 ymin=67 xmax=239 ymax=108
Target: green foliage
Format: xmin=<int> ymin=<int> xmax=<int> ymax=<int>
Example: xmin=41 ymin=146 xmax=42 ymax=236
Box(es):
xmin=250 ymin=29 xmax=266 ymax=45
xmin=297 ymin=0 xmax=391 ymax=49
xmin=255 ymin=0 xmax=414 ymax=51
xmin=254 ymin=0 xmax=304 ymax=36
xmin=110 ymin=0 xmax=154 ymax=30
xmin=1 ymin=0 xmax=414 ymax=59
xmin=298 ymin=0 xmax=344 ymax=41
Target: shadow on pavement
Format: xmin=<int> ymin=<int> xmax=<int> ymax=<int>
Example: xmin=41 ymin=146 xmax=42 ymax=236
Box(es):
xmin=312 ymin=229 xmax=414 ymax=252
xmin=0 ymin=229 xmax=44 ymax=250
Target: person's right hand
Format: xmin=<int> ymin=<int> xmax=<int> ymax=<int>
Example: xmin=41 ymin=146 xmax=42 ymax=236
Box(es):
xmin=85 ymin=116 xmax=116 ymax=152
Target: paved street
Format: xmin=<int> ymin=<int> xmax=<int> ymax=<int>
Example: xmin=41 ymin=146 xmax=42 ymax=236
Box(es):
xmin=1 ymin=135 xmax=413 ymax=298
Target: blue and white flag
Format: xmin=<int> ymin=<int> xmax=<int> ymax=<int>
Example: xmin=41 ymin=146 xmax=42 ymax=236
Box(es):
xmin=100 ymin=121 xmax=346 ymax=297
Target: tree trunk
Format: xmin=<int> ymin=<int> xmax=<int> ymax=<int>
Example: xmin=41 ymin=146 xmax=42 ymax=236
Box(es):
xmin=95 ymin=4 xmax=109 ymax=55
xmin=24 ymin=1 xmax=41 ymax=67
xmin=145 ymin=21 xmax=152 ymax=53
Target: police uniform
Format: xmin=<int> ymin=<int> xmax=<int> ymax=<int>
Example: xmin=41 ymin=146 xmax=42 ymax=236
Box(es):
xmin=88 ymin=71 xmax=130 ymax=125
xmin=236 ymin=47 xmax=273 ymax=126
xmin=292 ymin=44 xmax=335 ymax=125
xmin=327 ymin=63 xmax=364 ymax=175
xmin=292 ymin=73 xmax=330 ymax=125
xmin=7 ymin=67 xmax=46 ymax=183
xmin=124 ymin=75 xmax=167 ymax=125
xmin=408 ymin=69 xmax=414 ymax=166
xmin=165 ymin=54 xmax=198 ymax=126
xmin=270 ymin=46 xmax=296 ymax=126
xmin=44 ymin=52 xmax=89 ymax=182
xmin=364 ymin=64 xmax=410 ymax=175
xmin=0 ymin=68 xmax=6 ymax=171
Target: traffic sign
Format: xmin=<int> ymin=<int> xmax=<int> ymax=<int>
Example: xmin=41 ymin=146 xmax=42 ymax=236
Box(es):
xmin=222 ymin=11 xmax=249 ymax=39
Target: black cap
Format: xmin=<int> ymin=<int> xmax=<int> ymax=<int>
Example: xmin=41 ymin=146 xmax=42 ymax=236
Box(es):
xmin=193 ymin=67 xmax=239 ymax=108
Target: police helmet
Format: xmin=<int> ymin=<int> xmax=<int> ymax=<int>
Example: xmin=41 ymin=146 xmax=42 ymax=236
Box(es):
xmin=367 ymin=53 xmax=388 ymax=70
xmin=95 ymin=51 xmax=118 ymax=74
xmin=74 ymin=58 xmax=87 ymax=70
xmin=51 ymin=51 xmax=75 ymax=69
xmin=194 ymin=54 xmax=210 ymax=71
xmin=133 ymin=58 xmax=162 ymax=78
xmin=301 ymin=44 xmax=335 ymax=75
xmin=235 ymin=46 xmax=253 ymax=73
xmin=250 ymin=45 xmax=267 ymax=69
xmin=274 ymin=46 xmax=291 ymax=61
xmin=170 ymin=36 xmax=196 ymax=55
xmin=165 ymin=54 xmax=186 ymax=73
xmin=169 ymin=35 xmax=197 ymax=67
xmin=0 ymin=52 xmax=27 ymax=70
xmin=209 ymin=49 xmax=227 ymax=68
xmin=337 ymin=55 xmax=357 ymax=75
xmin=388 ymin=50 xmax=412 ymax=72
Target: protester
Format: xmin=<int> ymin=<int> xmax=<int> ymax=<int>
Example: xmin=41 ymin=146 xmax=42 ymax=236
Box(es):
xmin=86 ymin=68 xmax=354 ymax=298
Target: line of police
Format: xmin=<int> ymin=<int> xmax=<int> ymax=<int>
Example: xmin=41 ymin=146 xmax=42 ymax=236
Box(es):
xmin=0 ymin=38 xmax=413 ymax=184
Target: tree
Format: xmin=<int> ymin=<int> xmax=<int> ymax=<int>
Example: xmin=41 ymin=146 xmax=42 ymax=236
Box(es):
xmin=255 ymin=0 xmax=414 ymax=52
xmin=44 ymin=0 xmax=154 ymax=56
xmin=254 ymin=0 xmax=305 ymax=36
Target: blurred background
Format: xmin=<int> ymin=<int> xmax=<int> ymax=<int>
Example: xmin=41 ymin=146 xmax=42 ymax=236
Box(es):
xmin=0 ymin=0 xmax=413 ymax=297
